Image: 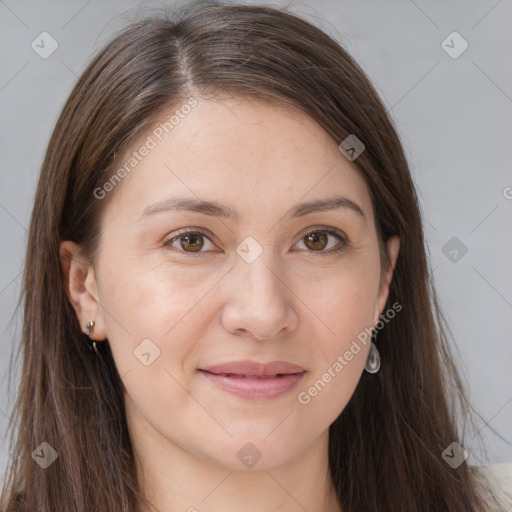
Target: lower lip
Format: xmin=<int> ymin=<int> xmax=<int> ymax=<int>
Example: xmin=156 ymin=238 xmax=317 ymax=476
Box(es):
xmin=199 ymin=370 xmax=306 ymax=400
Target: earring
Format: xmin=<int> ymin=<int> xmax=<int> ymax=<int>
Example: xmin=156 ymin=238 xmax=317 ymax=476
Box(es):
xmin=365 ymin=329 xmax=381 ymax=374
xmin=85 ymin=321 xmax=100 ymax=356
xmin=85 ymin=320 xmax=95 ymax=336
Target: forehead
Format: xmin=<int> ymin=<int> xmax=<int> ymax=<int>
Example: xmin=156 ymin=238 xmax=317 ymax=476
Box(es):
xmin=102 ymin=95 xmax=374 ymax=226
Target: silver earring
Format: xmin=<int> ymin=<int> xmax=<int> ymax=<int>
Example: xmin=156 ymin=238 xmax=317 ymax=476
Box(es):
xmin=85 ymin=320 xmax=95 ymax=336
xmin=85 ymin=321 xmax=100 ymax=356
xmin=365 ymin=330 xmax=380 ymax=374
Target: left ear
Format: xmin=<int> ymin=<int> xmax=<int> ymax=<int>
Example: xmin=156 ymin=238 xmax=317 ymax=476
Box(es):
xmin=373 ymin=235 xmax=400 ymax=325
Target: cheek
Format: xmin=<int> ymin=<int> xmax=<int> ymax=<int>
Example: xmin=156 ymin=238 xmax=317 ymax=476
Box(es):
xmin=295 ymin=253 xmax=380 ymax=338
xmin=100 ymin=264 xmax=208 ymax=434
xmin=292 ymin=255 xmax=379 ymax=405
xmin=293 ymin=275 xmax=375 ymax=425
xmin=96 ymin=253 xmax=218 ymax=379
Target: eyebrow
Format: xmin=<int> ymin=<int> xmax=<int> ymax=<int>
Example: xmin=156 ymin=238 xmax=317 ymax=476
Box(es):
xmin=139 ymin=195 xmax=366 ymax=223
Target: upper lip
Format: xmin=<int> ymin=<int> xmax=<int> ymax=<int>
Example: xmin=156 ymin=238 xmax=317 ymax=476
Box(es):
xmin=200 ymin=360 xmax=306 ymax=377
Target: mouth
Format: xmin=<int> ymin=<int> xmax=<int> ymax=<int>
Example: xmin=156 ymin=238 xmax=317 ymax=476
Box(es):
xmin=201 ymin=371 xmax=303 ymax=379
xmin=198 ymin=369 xmax=306 ymax=400
xmin=200 ymin=360 xmax=306 ymax=377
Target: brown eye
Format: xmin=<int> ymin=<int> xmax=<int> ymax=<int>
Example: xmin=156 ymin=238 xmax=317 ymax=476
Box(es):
xmin=165 ymin=230 xmax=215 ymax=254
xmin=304 ymin=231 xmax=329 ymax=251
xmin=179 ymin=233 xmax=204 ymax=252
xmin=295 ymin=229 xmax=347 ymax=256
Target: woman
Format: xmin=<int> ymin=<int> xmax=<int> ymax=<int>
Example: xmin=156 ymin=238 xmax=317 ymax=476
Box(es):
xmin=1 ymin=2 xmax=510 ymax=511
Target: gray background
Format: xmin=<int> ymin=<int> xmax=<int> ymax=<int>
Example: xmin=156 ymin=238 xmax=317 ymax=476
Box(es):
xmin=1 ymin=0 xmax=511 ymax=479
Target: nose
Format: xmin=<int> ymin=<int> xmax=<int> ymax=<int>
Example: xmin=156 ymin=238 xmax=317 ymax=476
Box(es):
xmin=220 ymin=251 xmax=299 ymax=340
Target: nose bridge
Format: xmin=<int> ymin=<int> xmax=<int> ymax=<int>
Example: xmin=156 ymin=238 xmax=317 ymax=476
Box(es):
xmin=234 ymin=236 xmax=284 ymax=306
xmin=221 ymin=235 xmax=296 ymax=339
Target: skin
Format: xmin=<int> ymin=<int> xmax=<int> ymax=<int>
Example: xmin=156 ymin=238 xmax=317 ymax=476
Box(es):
xmin=61 ymin=95 xmax=400 ymax=512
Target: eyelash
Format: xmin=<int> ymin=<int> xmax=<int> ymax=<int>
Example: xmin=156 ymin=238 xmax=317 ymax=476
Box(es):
xmin=163 ymin=227 xmax=348 ymax=257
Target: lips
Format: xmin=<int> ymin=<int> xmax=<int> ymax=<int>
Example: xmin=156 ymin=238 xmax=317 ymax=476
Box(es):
xmin=200 ymin=360 xmax=306 ymax=377
xmin=198 ymin=361 xmax=306 ymax=400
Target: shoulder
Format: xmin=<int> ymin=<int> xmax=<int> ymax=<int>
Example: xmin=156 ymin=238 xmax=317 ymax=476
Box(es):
xmin=471 ymin=463 xmax=512 ymax=510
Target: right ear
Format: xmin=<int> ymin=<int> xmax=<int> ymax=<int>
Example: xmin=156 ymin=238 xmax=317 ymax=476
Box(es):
xmin=59 ymin=241 xmax=107 ymax=341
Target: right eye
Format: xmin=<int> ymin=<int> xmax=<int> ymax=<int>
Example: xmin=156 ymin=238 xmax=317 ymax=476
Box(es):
xmin=163 ymin=229 xmax=217 ymax=255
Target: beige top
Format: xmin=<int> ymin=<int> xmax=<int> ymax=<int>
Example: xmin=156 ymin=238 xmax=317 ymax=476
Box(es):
xmin=472 ymin=463 xmax=512 ymax=511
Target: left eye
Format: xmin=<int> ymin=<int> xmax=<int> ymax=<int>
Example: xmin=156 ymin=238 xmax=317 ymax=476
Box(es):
xmin=164 ymin=228 xmax=346 ymax=256
xmin=294 ymin=229 xmax=346 ymax=255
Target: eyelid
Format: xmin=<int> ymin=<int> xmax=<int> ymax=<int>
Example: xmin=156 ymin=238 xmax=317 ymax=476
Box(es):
xmin=295 ymin=225 xmax=345 ymax=241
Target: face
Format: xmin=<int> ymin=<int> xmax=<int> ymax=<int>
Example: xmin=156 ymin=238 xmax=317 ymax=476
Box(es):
xmin=62 ymin=95 xmax=399 ymax=471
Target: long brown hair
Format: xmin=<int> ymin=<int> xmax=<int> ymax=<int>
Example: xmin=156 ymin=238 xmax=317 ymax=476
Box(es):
xmin=1 ymin=2 xmax=504 ymax=511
